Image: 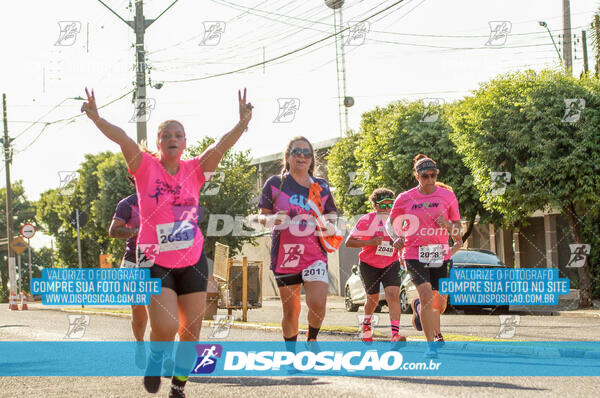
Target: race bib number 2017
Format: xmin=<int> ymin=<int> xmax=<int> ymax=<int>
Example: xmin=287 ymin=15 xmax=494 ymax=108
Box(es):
xmin=419 ymin=244 xmax=444 ymax=267
xmin=302 ymin=260 xmax=329 ymax=283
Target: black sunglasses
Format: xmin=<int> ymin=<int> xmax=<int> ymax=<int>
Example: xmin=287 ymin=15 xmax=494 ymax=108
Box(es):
xmin=290 ymin=148 xmax=312 ymax=158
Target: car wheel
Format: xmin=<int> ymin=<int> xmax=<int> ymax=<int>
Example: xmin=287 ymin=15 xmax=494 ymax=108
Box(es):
xmin=345 ymin=287 xmax=359 ymax=312
xmin=399 ymin=290 xmax=411 ymax=314
xmin=374 ymin=303 xmax=384 ymax=313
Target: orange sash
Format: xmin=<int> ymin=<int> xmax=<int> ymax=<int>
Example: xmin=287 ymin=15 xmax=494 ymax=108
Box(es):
xmin=307 ymin=179 xmax=343 ymax=253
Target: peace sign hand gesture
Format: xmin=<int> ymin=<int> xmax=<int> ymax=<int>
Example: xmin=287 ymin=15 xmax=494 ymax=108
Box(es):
xmin=81 ymin=87 xmax=100 ymax=123
xmin=238 ymin=88 xmax=253 ymax=129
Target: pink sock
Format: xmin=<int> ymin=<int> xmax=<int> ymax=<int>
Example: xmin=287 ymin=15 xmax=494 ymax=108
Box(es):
xmin=391 ymin=319 xmax=400 ymax=335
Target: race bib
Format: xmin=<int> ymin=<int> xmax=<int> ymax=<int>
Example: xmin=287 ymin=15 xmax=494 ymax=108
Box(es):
xmin=301 ymin=260 xmax=329 ymax=283
xmin=121 ymin=259 xmax=137 ymax=269
xmin=419 ymin=244 xmax=444 ymax=267
xmin=156 ymin=221 xmax=196 ymax=252
xmin=375 ymin=240 xmax=394 ymax=257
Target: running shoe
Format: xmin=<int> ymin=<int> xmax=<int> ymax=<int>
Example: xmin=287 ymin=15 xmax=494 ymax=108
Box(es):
xmin=361 ymin=323 xmax=373 ymax=343
xmin=169 ymin=384 xmax=186 ymax=398
xmin=435 ymin=333 xmax=445 ymax=343
xmin=143 ymin=376 xmax=161 ymax=394
xmin=391 ymin=334 xmax=407 ymax=343
xmin=411 ymin=298 xmax=423 ymax=331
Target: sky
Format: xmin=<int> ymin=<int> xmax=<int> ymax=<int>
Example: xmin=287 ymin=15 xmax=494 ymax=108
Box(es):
xmin=0 ymin=0 xmax=598 ymax=249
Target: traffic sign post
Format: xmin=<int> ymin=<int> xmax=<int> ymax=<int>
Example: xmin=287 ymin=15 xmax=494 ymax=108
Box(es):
xmin=10 ymin=236 xmax=28 ymax=255
xmin=20 ymin=224 xmax=36 ymax=293
xmin=20 ymin=223 xmax=36 ymax=239
xmin=70 ymin=209 xmax=86 ymax=270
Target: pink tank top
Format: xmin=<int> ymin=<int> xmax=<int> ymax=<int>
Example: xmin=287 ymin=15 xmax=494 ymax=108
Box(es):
xmin=130 ymin=152 xmax=206 ymax=268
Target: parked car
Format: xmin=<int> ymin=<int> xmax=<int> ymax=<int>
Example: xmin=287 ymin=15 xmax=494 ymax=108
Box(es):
xmin=344 ymin=249 xmax=507 ymax=313
xmin=344 ymin=263 xmax=417 ymax=314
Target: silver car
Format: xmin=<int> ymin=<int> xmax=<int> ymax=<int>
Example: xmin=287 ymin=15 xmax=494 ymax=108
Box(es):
xmin=344 ymin=249 xmax=506 ymax=314
xmin=344 ymin=263 xmax=418 ymax=314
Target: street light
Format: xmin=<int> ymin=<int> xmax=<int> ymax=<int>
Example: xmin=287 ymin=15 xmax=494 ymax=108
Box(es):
xmin=539 ymin=21 xmax=563 ymax=64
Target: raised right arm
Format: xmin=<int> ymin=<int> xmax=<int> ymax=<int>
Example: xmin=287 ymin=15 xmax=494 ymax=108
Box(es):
xmin=81 ymin=88 xmax=142 ymax=173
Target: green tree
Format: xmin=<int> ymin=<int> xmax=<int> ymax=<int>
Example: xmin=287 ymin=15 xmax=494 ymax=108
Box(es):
xmin=448 ymin=69 xmax=600 ymax=307
xmin=36 ymin=152 xmax=119 ymax=268
xmin=0 ymin=181 xmax=37 ymax=295
xmin=327 ymin=101 xmax=495 ymax=240
xmin=185 ymin=137 xmax=258 ymax=259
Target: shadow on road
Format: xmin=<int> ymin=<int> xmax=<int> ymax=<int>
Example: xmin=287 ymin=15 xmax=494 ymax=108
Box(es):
xmin=351 ymin=376 xmax=548 ymax=391
xmin=189 ymin=376 xmax=330 ymax=387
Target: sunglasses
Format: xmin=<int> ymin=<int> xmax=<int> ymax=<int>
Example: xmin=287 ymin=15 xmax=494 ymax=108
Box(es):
xmin=378 ymin=203 xmax=393 ymax=209
xmin=290 ymin=148 xmax=313 ymax=158
xmin=420 ymin=172 xmax=438 ymax=180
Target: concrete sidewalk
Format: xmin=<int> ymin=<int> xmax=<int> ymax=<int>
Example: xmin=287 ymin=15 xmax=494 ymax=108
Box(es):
xmin=26 ymin=294 xmax=600 ymax=341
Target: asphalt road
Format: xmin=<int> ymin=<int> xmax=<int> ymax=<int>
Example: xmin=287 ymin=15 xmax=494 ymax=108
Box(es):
xmin=1 ymin=307 xmax=600 ymax=397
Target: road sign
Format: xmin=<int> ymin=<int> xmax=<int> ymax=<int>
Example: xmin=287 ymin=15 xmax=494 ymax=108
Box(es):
xmin=10 ymin=237 xmax=28 ymax=255
xmin=70 ymin=209 xmax=88 ymax=228
xmin=21 ymin=223 xmax=36 ymax=239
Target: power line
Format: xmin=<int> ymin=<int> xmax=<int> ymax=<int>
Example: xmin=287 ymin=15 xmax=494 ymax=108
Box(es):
xmin=163 ymin=0 xmax=409 ymax=84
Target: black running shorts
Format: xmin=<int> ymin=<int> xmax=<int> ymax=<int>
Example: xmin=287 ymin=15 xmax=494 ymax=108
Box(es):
xmin=404 ymin=259 xmax=451 ymax=290
xmin=359 ymin=260 xmax=402 ymax=295
xmin=150 ymin=250 xmax=209 ymax=295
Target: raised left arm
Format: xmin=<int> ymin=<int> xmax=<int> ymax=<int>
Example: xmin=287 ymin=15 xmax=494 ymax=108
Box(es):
xmin=199 ymin=88 xmax=253 ymax=174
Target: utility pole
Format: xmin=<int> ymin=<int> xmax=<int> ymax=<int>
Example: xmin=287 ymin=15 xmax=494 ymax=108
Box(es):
xmin=582 ymin=30 xmax=589 ymax=73
xmin=133 ymin=0 xmax=148 ymax=144
xmin=2 ymin=94 xmax=16 ymax=299
xmin=563 ymin=0 xmax=573 ymax=74
xmin=594 ymin=15 xmax=600 ymax=76
xmin=97 ymin=0 xmax=178 ymax=144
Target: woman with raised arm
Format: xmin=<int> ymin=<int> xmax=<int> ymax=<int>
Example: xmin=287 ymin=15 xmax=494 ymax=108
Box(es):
xmin=82 ymin=87 xmax=252 ymax=398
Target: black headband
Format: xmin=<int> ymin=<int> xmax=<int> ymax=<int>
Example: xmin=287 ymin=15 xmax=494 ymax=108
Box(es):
xmin=415 ymin=159 xmax=438 ymax=173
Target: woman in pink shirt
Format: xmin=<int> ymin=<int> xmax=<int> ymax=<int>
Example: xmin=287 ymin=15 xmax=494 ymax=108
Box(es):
xmin=386 ymin=154 xmax=462 ymax=358
xmin=82 ymin=88 xmax=252 ymax=397
xmin=346 ymin=188 xmax=406 ymax=343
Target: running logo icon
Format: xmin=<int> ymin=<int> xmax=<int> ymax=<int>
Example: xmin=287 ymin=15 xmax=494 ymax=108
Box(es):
xmin=420 ymin=98 xmax=444 ymax=123
xmin=562 ymin=99 xmax=585 ymax=123
xmin=495 ymin=315 xmax=520 ymax=339
xmin=201 ymin=172 xmax=225 ymax=196
xmin=129 ymin=98 xmax=156 ymax=123
xmin=489 ymin=172 xmax=511 ymax=196
xmin=64 ymin=314 xmax=90 ymax=339
xmin=346 ymin=21 xmax=370 ymax=46
xmin=55 ymin=21 xmax=81 ymax=46
xmin=566 ymin=244 xmax=590 ymax=268
xmin=58 ymin=171 xmax=79 ymax=194
xmin=199 ymin=21 xmax=226 ymax=46
xmin=191 ymin=344 xmax=223 ymax=374
xmin=347 ymin=171 xmax=367 ymax=196
xmin=273 ymin=98 xmax=300 ymax=123
xmin=209 ymin=315 xmax=234 ymax=339
xmin=281 ymin=244 xmax=305 ymax=268
xmin=137 ymin=244 xmax=159 ymax=268
xmin=485 ymin=21 xmax=511 ymax=46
